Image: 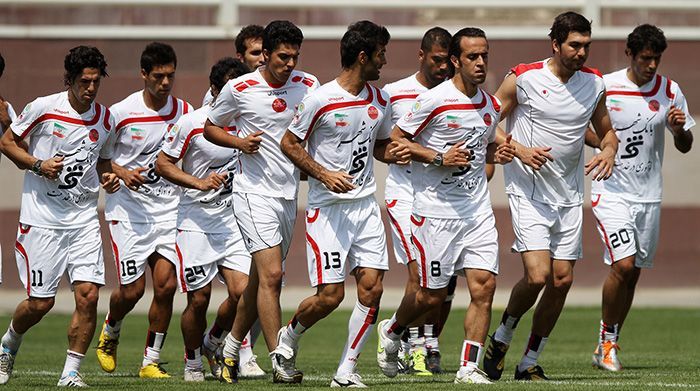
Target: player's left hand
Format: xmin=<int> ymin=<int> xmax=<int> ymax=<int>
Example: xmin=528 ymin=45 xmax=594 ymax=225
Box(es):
xmin=494 ymin=135 xmax=515 ymax=164
xmin=667 ymin=105 xmax=686 ymax=134
xmin=585 ymin=147 xmax=615 ymax=181
xmin=100 ymin=172 xmax=120 ymax=193
xmin=389 ymin=140 xmax=411 ymax=165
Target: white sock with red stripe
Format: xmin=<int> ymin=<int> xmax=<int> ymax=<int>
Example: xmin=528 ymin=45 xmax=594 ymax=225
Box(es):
xmin=336 ymin=301 xmax=378 ymax=377
xmin=517 ymin=333 xmax=548 ymax=372
xmin=239 ymin=331 xmax=254 ymax=364
xmin=385 ymin=313 xmax=405 ymax=341
xmin=1 ymin=322 xmax=23 ymax=354
xmin=458 ymin=340 xmax=483 ymax=372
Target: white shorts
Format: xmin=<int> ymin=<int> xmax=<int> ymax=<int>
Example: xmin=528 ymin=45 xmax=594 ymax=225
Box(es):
xmin=591 ymin=194 xmax=660 ymax=269
xmin=15 ymin=221 xmax=104 ymax=298
xmin=305 ymin=197 xmax=388 ymax=287
xmin=508 ymin=195 xmax=582 ymax=260
xmin=385 ymin=199 xmax=416 ymax=265
xmin=411 ymin=212 xmax=499 ymax=289
xmin=107 ymin=220 xmax=177 ymax=285
xmin=175 ymin=229 xmax=252 ymax=292
xmin=232 ymin=193 xmax=296 ymax=258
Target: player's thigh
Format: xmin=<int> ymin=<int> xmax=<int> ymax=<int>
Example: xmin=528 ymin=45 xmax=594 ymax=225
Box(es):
xmin=305 ymin=203 xmax=353 ymax=287
xmin=385 ymin=199 xmax=415 ymax=265
xmin=15 ymin=224 xmax=67 ymax=298
xmin=175 ymin=230 xmax=222 ymax=293
xmin=232 ymin=192 xmax=286 ymax=254
xmin=591 ymin=194 xmax=637 ymax=265
xmin=411 ymin=215 xmax=460 ymax=290
xmin=348 ymin=198 xmax=389 ymax=274
xmin=632 ymin=202 xmax=661 ymax=269
xmin=458 ymin=212 xmax=499 ymax=276
xmin=108 ymin=220 xmax=161 ymax=285
xmin=550 ymin=204 xmax=583 ymax=261
xmin=66 ymin=220 xmax=105 ymax=287
xmin=508 ymin=195 xmax=553 ymax=253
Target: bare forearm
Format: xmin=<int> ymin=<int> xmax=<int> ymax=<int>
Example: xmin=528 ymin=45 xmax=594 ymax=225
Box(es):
xmin=0 ymin=132 xmax=37 ymax=170
xmin=282 ymin=142 xmax=327 ymax=181
xmin=599 ymin=129 xmax=619 ymax=154
xmin=673 ymin=130 xmax=693 ymax=153
xmin=96 ymin=158 xmax=113 ymax=176
xmin=155 ymin=154 xmax=201 ymax=189
xmin=203 ymin=122 xmax=239 ymax=149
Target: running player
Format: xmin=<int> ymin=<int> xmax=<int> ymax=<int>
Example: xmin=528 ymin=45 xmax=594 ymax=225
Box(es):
xmin=96 ymin=42 xmax=193 ymax=379
xmin=155 ymin=57 xmax=251 ymax=382
xmin=0 ymin=46 xmax=118 ymax=387
xmin=483 ymin=12 xmax=619 ymax=381
xmin=0 ymin=52 xmax=18 ymax=286
xmin=277 ymin=20 xmax=398 ymax=388
xmin=375 ymin=27 xmax=516 ymax=385
xmin=204 ymin=20 xmax=318 ymax=384
xmin=202 ymin=25 xmax=264 ymax=106
xmin=382 ymin=26 xmax=453 ymax=376
xmin=588 ymin=24 xmax=694 ymax=372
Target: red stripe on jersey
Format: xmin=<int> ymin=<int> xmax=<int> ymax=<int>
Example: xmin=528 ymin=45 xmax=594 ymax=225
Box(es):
xmin=385 ymin=199 xmax=397 ymax=208
xmin=411 ymin=215 xmax=425 ymax=226
xmin=386 ymin=205 xmax=413 ymax=264
xmin=115 ymin=96 xmax=180 ymax=130
xmin=103 ymin=107 xmax=112 ymax=131
xmin=179 ymin=128 xmax=204 ymax=159
xmin=606 ymin=75 xmax=662 ymax=97
xmin=306 ymin=208 xmax=320 ymax=224
xmin=350 ymin=306 xmax=377 ymax=349
xmin=304 ymin=84 xmax=375 ymax=141
xmin=18 ymin=223 xmax=31 ymax=234
xmin=411 ymin=235 xmax=428 ymax=288
xmin=510 ymin=61 xmax=544 ymax=76
xmin=108 ymin=223 xmax=122 ymax=285
xmin=581 ymin=66 xmax=603 ymax=78
xmin=20 ymin=104 xmax=102 ymax=139
xmin=374 ymin=86 xmax=387 ymax=107
xmin=488 ymin=93 xmax=501 ymax=113
xmin=175 ymin=243 xmax=188 ymax=292
xmin=594 ymin=216 xmax=616 ymax=264
xmin=390 ymin=94 xmax=419 ymax=103
xmin=665 ymin=78 xmax=676 ymax=100
xmin=306 ymin=233 xmax=323 ymax=285
xmin=15 ymin=240 xmax=30 ymax=296
xmin=413 ymin=96 xmax=487 ymax=136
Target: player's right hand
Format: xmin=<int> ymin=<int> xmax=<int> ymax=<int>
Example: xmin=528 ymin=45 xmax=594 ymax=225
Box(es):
xmin=40 ymin=156 xmax=64 ymax=180
xmin=518 ymin=146 xmax=554 ymax=170
xmin=320 ymin=170 xmax=356 ymax=193
xmin=122 ymin=167 xmax=147 ymax=191
xmin=100 ymin=172 xmax=120 ymax=193
xmin=443 ymin=141 xmax=471 ymax=167
xmin=236 ymin=131 xmax=263 ymax=154
xmin=197 ymin=172 xmax=227 ymax=191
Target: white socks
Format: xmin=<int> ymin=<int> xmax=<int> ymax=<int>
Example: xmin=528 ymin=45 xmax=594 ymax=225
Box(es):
xmin=61 ymin=350 xmax=84 ymax=378
xmin=336 ymin=302 xmax=377 ymax=377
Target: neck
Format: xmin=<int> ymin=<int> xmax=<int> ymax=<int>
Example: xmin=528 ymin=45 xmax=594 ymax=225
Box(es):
xmin=261 ymin=67 xmax=289 ymax=87
xmin=415 ymin=71 xmax=436 ymax=89
xmin=627 ymin=68 xmax=651 ymax=87
xmin=451 ymin=74 xmax=478 ymax=98
xmin=143 ymin=90 xmax=168 ymax=111
xmin=548 ymin=57 xmax=576 ymax=83
xmin=67 ymin=90 xmax=91 ymax=114
xmin=336 ymin=68 xmax=366 ymax=96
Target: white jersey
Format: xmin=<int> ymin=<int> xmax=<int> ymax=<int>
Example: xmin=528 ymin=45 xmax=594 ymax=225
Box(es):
xmin=11 ymin=91 xmax=115 ymax=228
xmin=383 ymin=73 xmax=427 ymax=201
xmin=289 ymin=80 xmax=393 ymax=208
xmin=208 ymin=68 xmax=318 ymax=200
xmin=503 ymin=59 xmax=606 ymax=206
xmin=0 ymin=102 xmax=17 ymax=163
xmin=202 ymin=88 xmax=214 ymax=107
xmin=397 ymin=80 xmax=500 ymax=219
xmin=104 ymin=91 xmax=192 ymax=223
xmin=591 ymin=69 xmax=695 ymax=202
xmin=162 ymin=105 xmax=238 ymax=233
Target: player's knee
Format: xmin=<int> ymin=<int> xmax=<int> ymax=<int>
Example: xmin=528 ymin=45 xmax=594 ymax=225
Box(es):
xmin=612 ymin=260 xmax=638 ymax=281
xmin=358 ymin=284 xmax=383 ymax=308
xmin=75 ymin=287 xmax=99 ymax=312
xmin=552 ymin=272 xmax=574 ymax=291
xmin=188 ymin=290 xmax=210 ymax=313
xmin=525 ymin=272 xmax=548 ymax=290
xmin=259 ymin=267 xmax=284 ymax=289
xmin=227 ymin=280 xmax=247 ymax=302
xmin=154 ymin=274 xmax=178 ymax=299
xmin=27 ymin=297 xmax=55 ymax=315
xmin=416 ymin=288 xmax=444 ymax=308
xmin=472 ymin=275 xmax=496 ymax=305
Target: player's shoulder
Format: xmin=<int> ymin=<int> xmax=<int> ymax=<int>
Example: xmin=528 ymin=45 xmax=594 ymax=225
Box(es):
xmin=509 ymin=59 xmax=547 ymax=77
xmin=25 ymin=91 xmax=63 ymax=114
xmin=181 ymin=105 xmax=208 ymax=128
xmin=367 ymin=83 xmax=389 ymax=108
xmin=382 ymin=73 xmax=420 ymax=95
xmin=580 ymin=66 xmax=603 ymax=79
xmin=228 ymin=70 xmax=263 ymax=93
xmin=289 ymin=70 xmax=319 ymax=89
xmin=480 ymin=89 xmax=502 ymax=114
xmin=109 ymin=90 xmax=142 ymax=116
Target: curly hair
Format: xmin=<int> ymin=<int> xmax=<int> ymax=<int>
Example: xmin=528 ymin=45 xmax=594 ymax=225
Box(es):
xmin=340 ymin=20 xmax=391 ymax=68
xmin=627 ymin=24 xmax=667 ymax=57
xmin=63 ymin=46 xmax=108 ymax=86
xmin=209 ymin=57 xmax=250 ymax=93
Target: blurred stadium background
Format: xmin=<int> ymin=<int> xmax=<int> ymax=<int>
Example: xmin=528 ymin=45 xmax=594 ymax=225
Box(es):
xmin=0 ymin=0 xmax=698 ymax=308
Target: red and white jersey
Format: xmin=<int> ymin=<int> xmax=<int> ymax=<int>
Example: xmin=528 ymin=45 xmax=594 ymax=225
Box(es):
xmin=592 ymin=69 xmax=695 ymax=202
xmin=383 ymin=73 xmax=428 ymax=201
xmin=104 ymin=91 xmax=192 ymax=223
xmin=289 ymin=80 xmax=393 ymax=208
xmin=397 ymin=80 xmax=500 ymax=219
xmin=11 ymin=91 xmax=115 ymax=228
xmin=503 ymin=59 xmax=605 ymax=206
xmin=162 ymin=106 xmax=238 ymax=233
xmin=0 ymin=102 xmax=17 ymax=164
xmin=208 ymin=68 xmax=318 ymax=200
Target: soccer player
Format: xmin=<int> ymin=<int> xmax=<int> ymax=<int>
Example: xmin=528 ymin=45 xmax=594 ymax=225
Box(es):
xmin=96 ymin=42 xmax=193 ymax=378
xmin=277 ymin=20 xmax=399 ymax=388
xmin=382 ymin=26 xmax=454 ymax=376
xmin=202 ymin=25 xmax=264 ymax=106
xmin=0 ymin=46 xmax=118 ymax=387
xmin=482 ymin=12 xmax=619 ymax=381
xmin=375 ymin=27 xmax=516 ymax=385
xmin=204 ymin=20 xmax=318 ymax=384
xmin=155 ymin=57 xmax=251 ymax=381
xmin=587 ymin=24 xmax=694 ymax=371
xmin=0 ymin=51 xmax=18 ymax=286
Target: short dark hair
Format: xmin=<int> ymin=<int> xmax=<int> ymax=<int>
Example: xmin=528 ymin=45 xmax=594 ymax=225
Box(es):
xmin=235 ymin=25 xmax=264 ymax=56
xmin=209 ymin=57 xmax=250 ymax=92
xmin=627 ymin=24 xmax=667 ymax=57
xmin=262 ymin=21 xmax=303 ymax=53
xmin=63 ymin=46 xmax=108 ymax=86
xmin=140 ymin=42 xmax=177 ymax=74
xmin=0 ymin=52 xmax=5 ymax=78
xmin=420 ymin=27 xmax=451 ymax=53
xmin=340 ymin=20 xmax=391 ymax=68
xmin=548 ymin=11 xmax=591 ymax=45
xmin=449 ymin=27 xmax=486 ymax=59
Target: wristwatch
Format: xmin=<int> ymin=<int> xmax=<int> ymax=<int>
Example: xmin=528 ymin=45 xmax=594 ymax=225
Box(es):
xmin=431 ymin=152 xmax=443 ymax=167
xmin=31 ymin=159 xmax=43 ymax=176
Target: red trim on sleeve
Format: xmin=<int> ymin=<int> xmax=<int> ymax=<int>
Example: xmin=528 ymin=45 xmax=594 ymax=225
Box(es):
xmin=413 ymin=94 xmax=487 ymax=136
xmin=375 ymin=86 xmax=388 ymax=107
xmin=103 ymin=106 xmax=112 ymax=131
xmin=115 ymin=96 xmax=179 ymax=130
xmin=390 ymin=94 xmax=419 ymax=103
xmin=665 ymin=78 xmax=676 ymax=100
xmin=303 ymin=85 xmax=375 ymax=141
xmin=510 ymin=61 xmax=544 ymax=76
xmin=487 ymin=93 xmax=501 ymax=113
xmin=606 ymin=75 xmax=662 ymax=97
xmin=179 ymin=128 xmax=204 ymax=159
xmin=20 ymin=103 xmax=102 ymax=139
xmin=181 ymin=100 xmax=190 ymax=114
xmin=581 ymin=66 xmax=603 ymax=78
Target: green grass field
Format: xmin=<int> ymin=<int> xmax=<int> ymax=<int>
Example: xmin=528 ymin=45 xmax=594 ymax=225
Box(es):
xmin=1 ymin=307 xmax=699 ymax=390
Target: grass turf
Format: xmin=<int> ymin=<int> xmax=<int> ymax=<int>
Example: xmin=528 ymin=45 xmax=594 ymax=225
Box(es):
xmin=1 ymin=306 xmax=699 ymax=389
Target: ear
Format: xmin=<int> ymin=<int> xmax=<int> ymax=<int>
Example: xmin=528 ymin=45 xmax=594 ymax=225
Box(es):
xmin=624 ymin=48 xmax=632 ymax=59
xmin=262 ymin=49 xmax=271 ymax=62
xmin=551 ymin=39 xmax=560 ymax=54
xmin=358 ymin=51 xmax=368 ymax=65
xmin=418 ymin=48 xmax=425 ymax=62
xmin=140 ymin=69 xmax=148 ymax=81
xmin=450 ymin=54 xmax=460 ymax=69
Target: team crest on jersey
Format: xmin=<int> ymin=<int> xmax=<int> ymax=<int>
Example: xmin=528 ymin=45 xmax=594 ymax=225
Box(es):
xmin=130 ymin=127 xmax=145 ymax=140
xmin=89 ymin=129 xmax=99 ymax=142
xmin=18 ymin=103 xmax=31 ymax=121
xmin=411 ymin=101 xmax=421 ymax=113
xmin=648 ymin=99 xmax=660 ymax=112
xmin=334 ymin=113 xmax=349 ymax=127
xmin=483 ymin=113 xmax=493 ymax=126
xmin=446 ymin=114 xmax=461 ymax=129
xmin=52 ymin=123 xmax=67 ymax=138
xmin=166 ymin=124 xmax=179 ymax=143
xmin=272 ymin=98 xmax=287 ymax=113
xmin=367 ymin=106 xmax=379 ymax=120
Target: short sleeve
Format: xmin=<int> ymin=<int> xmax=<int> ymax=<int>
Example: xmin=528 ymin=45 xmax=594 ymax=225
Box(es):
xmin=161 ymin=116 xmax=190 ymax=159
xmin=288 ymin=93 xmax=322 ymax=141
xmin=395 ymin=93 xmax=434 ymax=137
xmin=99 ymin=114 xmax=118 ymax=159
xmin=487 ymin=96 xmax=502 ymax=144
xmin=10 ymin=98 xmax=44 ymax=139
xmin=208 ymin=81 xmax=239 ymax=127
xmin=376 ymin=102 xmax=393 ymax=140
xmin=0 ymin=102 xmax=16 ymax=134
xmin=671 ymin=84 xmax=696 ymax=131
xmin=202 ymin=88 xmax=214 ymax=108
